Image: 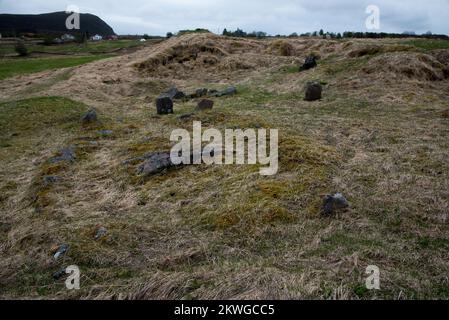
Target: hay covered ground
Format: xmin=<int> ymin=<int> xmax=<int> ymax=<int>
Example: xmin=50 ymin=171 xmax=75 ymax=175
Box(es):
xmin=0 ymin=33 xmax=448 ymax=299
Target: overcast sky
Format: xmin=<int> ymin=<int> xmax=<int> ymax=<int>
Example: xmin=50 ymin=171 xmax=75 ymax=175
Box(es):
xmin=1 ymin=0 xmax=448 ymax=36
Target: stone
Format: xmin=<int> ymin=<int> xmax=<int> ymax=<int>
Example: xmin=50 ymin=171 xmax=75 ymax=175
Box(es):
xmin=300 ymin=55 xmax=317 ymax=71
xmin=214 ymin=86 xmax=237 ymax=97
xmin=195 ymin=88 xmax=208 ymax=98
xmin=322 ymin=193 xmax=349 ymax=216
xmin=186 ymin=89 xmax=206 ymax=99
xmin=155 ymin=95 xmax=174 ymax=115
xmin=304 ymin=82 xmax=322 ymax=101
xmin=197 ymin=99 xmax=214 ymax=111
xmin=49 ymin=146 xmax=76 ymax=164
xmin=53 ymin=244 xmax=69 ymax=260
xmin=52 ymin=268 xmax=67 ymax=280
xmin=164 ymin=87 xmax=186 ymax=100
xmin=43 ymin=176 xmax=60 ymax=186
xmin=81 ymin=109 xmax=98 ymax=124
xmin=137 ymin=152 xmax=175 ymax=176
xmin=94 ymin=227 xmax=107 ymax=240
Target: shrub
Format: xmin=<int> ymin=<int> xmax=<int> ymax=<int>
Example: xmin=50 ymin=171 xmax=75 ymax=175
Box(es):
xmin=43 ymin=36 xmax=55 ymax=46
xmin=177 ymin=29 xmax=210 ymax=36
xmin=15 ymin=41 xmax=28 ymax=56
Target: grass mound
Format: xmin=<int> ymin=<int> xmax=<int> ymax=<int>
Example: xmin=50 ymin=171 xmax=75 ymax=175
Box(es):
xmin=362 ymin=52 xmax=449 ymax=81
xmin=134 ymin=34 xmax=232 ymax=75
xmin=133 ymin=33 xmax=298 ymax=80
xmin=136 ymin=42 xmax=228 ymax=72
xmin=431 ymin=49 xmax=449 ymax=67
xmin=267 ymin=40 xmax=295 ymax=56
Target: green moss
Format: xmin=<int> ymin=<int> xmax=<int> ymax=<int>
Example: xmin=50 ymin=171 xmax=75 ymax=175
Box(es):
xmin=185 ymin=133 xmax=338 ymax=232
xmin=353 ymin=284 xmax=370 ymax=298
xmin=417 ymin=236 xmax=448 ymax=250
xmin=0 ymin=97 xmax=87 ymax=141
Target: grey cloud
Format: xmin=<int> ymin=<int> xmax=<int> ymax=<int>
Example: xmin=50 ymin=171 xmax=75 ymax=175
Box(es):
xmin=0 ymin=0 xmax=448 ymax=35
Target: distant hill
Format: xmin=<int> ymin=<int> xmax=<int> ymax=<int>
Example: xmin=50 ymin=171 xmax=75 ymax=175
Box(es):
xmin=0 ymin=11 xmax=115 ymax=37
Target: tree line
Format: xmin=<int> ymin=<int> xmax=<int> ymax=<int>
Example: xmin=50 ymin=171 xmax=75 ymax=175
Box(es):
xmin=220 ymin=28 xmax=449 ymax=40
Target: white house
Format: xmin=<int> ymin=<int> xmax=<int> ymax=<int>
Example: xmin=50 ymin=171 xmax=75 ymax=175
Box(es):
xmin=91 ymin=34 xmax=103 ymax=41
xmin=61 ymin=34 xmax=75 ymax=42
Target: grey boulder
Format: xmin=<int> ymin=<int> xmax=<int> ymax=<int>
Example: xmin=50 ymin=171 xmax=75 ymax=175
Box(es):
xmin=81 ymin=109 xmax=98 ymax=124
xmin=186 ymin=88 xmax=208 ymax=99
xmin=323 ymin=193 xmax=349 ymax=216
xmin=214 ymin=86 xmax=237 ymax=97
xmin=53 ymin=244 xmax=69 ymax=260
xmin=94 ymin=227 xmax=107 ymax=240
xmin=195 ymin=88 xmax=208 ymax=98
xmin=43 ymin=176 xmax=61 ymax=186
xmin=53 ymin=268 xmax=67 ymax=280
xmin=49 ymin=146 xmax=76 ymax=164
xmin=164 ymin=87 xmax=186 ymax=100
xmin=137 ymin=152 xmax=176 ymax=176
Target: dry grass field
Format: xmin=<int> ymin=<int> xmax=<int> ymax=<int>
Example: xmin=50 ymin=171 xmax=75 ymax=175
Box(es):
xmin=0 ymin=33 xmax=448 ymax=299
